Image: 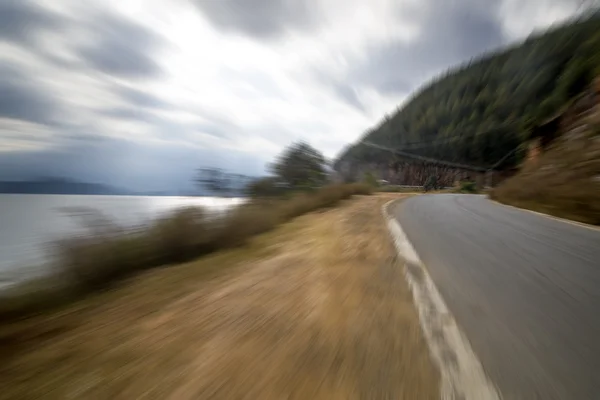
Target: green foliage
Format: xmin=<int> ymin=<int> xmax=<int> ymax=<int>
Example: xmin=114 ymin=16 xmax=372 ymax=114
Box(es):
xmin=557 ymin=60 xmax=593 ymax=100
xmin=363 ymin=171 xmax=379 ymax=187
xmin=458 ymin=181 xmax=477 ymax=193
xmin=424 ymin=176 xmax=439 ymax=192
xmin=245 ymin=142 xmax=330 ymax=198
xmin=196 ymin=167 xmax=233 ymax=195
xmin=245 ymin=176 xmax=286 ymax=198
xmin=202 ymin=142 xmax=329 ymax=198
xmin=336 ymin=13 xmax=600 ymax=171
xmin=270 ymin=141 xmax=328 ymax=189
xmin=196 ymin=168 xmax=251 ymax=196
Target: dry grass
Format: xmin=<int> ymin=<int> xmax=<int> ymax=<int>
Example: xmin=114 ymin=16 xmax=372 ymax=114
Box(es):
xmin=0 ymin=194 xmax=438 ymax=399
xmin=377 ymin=186 xmax=422 ymax=193
xmin=491 ymin=127 xmax=600 ymax=225
xmin=0 ymin=184 xmax=373 ymax=320
xmin=377 ymin=186 xmax=456 ymax=194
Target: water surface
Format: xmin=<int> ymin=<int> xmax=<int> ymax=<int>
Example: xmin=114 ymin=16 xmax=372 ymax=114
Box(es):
xmin=0 ymin=194 xmax=242 ymax=283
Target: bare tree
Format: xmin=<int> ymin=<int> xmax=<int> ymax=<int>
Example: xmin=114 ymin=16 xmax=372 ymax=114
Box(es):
xmin=196 ymin=168 xmax=233 ymax=196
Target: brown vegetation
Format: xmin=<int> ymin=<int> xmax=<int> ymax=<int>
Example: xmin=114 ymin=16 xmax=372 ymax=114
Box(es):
xmin=0 ymin=194 xmax=438 ymax=399
xmin=0 ymin=184 xmax=372 ymax=320
xmin=492 ymin=80 xmax=600 ymax=225
xmin=491 ymin=128 xmax=600 ymax=225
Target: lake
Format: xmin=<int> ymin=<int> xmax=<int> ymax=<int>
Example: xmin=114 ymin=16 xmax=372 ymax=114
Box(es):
xmin=0 ymin=194 xmax=243 ymax=285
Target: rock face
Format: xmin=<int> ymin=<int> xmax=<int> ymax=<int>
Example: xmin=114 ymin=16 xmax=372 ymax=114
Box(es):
xmin=337 ymin=159 xmax=485 ymax=188
xmin=526 ymin=78 xmax=600 ymax=165
xmin=341 ymin=79 xmax=600 ymax=190
xmin=492 ymin=78 xmax=600 ymax=225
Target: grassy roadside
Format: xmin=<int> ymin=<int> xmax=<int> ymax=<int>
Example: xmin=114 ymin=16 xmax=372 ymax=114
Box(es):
xmin=490 ymin=128 xmax=600 ymax=225
xmin=377 ymin=185 xmax=423 ymax=193
xmin=0 ymin=184 xmax=372 ymax=321
xmin=376 ymin=186 xmax=458 ymax=194
xmin=0 ymin=194 xmax=438 ymax=399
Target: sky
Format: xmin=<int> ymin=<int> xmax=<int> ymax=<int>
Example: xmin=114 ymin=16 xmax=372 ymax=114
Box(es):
xmin=0 ymin=0 xmax=586 ymax=192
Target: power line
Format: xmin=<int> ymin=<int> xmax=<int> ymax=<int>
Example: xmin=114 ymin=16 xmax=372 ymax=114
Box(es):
xmin=394 ymin=136 xmax=464 ymax=150
xmin=488 ymin=146 xmax=521 ymax=170
xmin=361 ymin=138 xmax=522 ymax=173
xmin=375 ymin=121 xmax=522 ymax=151
xmin=361 ymin=141 xmax=488 ymax=172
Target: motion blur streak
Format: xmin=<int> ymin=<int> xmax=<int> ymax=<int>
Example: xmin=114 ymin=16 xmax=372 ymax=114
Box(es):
xmin=1 ymin=0 xmax=600 ymax=399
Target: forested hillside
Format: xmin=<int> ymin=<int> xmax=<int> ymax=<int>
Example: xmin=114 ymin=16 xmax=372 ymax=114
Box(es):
xmin=336 ymin=12 xmax=600 ymax=172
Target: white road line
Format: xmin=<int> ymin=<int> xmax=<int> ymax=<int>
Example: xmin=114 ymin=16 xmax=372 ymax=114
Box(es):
xmin=490 ymin=199 xmax=600 ymax=232
xmin=383 ymin=199 xmax=501 ymax=400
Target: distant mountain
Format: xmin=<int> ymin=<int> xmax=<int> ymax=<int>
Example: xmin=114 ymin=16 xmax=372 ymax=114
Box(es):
xmin=195 ymin=168 xmax=258 ymax=197
xmin=0 ymin=178 xmax=129 ymax=195
xmin=0 ymin=173 xmax=256 ymax=197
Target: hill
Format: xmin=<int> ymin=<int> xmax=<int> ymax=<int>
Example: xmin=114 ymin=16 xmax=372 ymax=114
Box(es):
xmin=0 ymin=178 xmax=127 ymax=195
xmin=335 ymin=13 xmax=600 ymax=180
xmin=491 ymin=80 xmax=600 ymax=225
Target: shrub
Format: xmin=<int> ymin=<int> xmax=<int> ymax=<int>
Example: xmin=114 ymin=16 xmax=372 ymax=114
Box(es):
xmin=59 ymin=184 xmax=372 ymax=288
xmin=279 ymin=193 xmax=319 ymax=219
xmin=424 ymin=176 xmax=439 ymax=192
xmin=314 ymin=185 xmax=348 ymax=207
xmin=346 ymin=183 xmax=373 ymax=195
xmin=2 ymin=183 xmax=372 ymax=319
xmin=216 ymin=203 xmax=281 ymax=248
xmin=148 ymin=207 xmax=218 ymax=265
xmin=53 ymin=209 xmax=151 ymax=290
xmin=458 ymin=181 xmax=478 ymax=193
xmin=491 ymin=133 xmax=600 ymax=225
xmin=245 ymin=177 xmax=287 ymax=198
xmin=363 ymin=171 xmax=379 ymax=187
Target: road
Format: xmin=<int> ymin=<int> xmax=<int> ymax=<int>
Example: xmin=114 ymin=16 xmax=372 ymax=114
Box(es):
xmin=392 ymin=194 xmax=600 ymax=400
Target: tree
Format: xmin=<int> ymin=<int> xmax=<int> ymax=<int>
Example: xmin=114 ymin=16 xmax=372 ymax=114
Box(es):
xmin=335 ymin=13 xmax=600 ymax=171
xmin=557 ymin=57 xmax=595 ymax=100
xmin=196 ymin=168 xmax=248 ymax=196
xmin=245 ymin=176 xmax=286 ymax=198
xmin=363 ymin=171 xmax=378 ymax=187
xmin=270 ymin=142 xmax=328 ymax=189
xmin=424 ymin=175 xmax=439 ymax=192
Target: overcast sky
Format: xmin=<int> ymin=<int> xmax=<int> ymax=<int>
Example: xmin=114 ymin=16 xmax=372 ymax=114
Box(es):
xmin=0 ymin=0 xmax=584 ymax=192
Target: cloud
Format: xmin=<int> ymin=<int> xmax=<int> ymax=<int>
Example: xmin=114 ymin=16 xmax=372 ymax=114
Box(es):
xmin=191 ymin=0 xmax=316 ymax=39
xmin=75 ymin=11 xmax=165 ymax=78
xmin=99 ymin=107 xmax=157 ymax=122
xmin=331 ymin=83 xmax=365 ymax=111
xmin=0 ymin=0 xmax=582 ymax=192
xmin=116 ymin=86 xmax=171 ymax=109
xmin=346 ymin=0 xmax=506 ymax=95
xmin=0 ymin=135 xmax=266 ymax=191
xmin=305 ymin=79 xmax=363 ymax=113
xmin=0 ymin=0 xmax=61 ymax=47
xmin=0 ymin=65 xmax=58 ymax=124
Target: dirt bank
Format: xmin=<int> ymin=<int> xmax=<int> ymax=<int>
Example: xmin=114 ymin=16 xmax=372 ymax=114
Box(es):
xmin=0 ymin=194 xmax=438 ymax=399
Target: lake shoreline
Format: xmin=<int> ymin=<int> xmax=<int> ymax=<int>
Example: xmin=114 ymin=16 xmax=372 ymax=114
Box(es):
xmin=0 ymin=194 xmax=245 ymax=283
xmin=0 ymin=193 xmax=440 ymax=399
xmin=0 ymin=184 xmax=372 ymax=319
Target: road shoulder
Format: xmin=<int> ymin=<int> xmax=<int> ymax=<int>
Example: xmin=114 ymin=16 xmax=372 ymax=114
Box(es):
xmin=1 ymin=194 xmax=439 ymax=399
xmin=384 ymin=197 xmax=500 ymax=400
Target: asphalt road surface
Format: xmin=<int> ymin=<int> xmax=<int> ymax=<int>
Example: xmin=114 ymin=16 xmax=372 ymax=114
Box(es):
xmin=392 ymin=194 xmax=600 ymax=400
